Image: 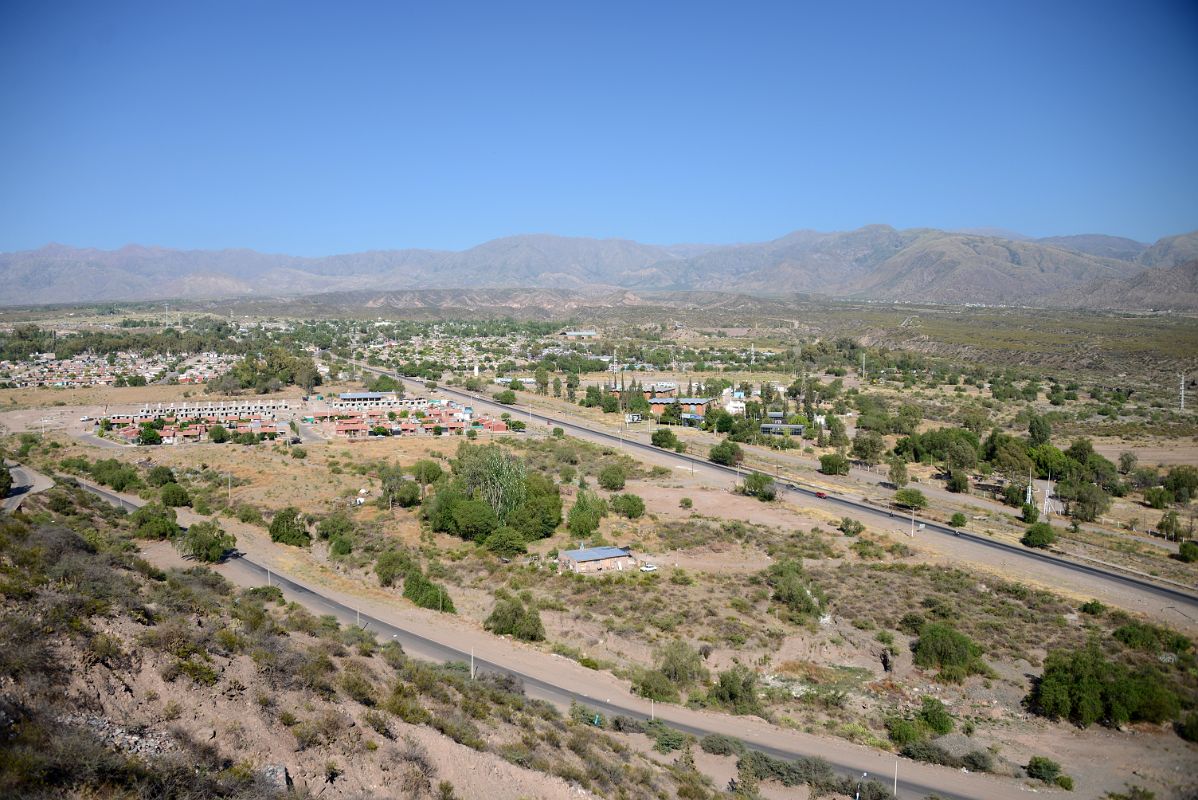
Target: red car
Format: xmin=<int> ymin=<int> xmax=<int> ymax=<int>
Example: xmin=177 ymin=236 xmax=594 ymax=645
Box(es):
xmin=814 ymin=491 xmax=828 ymax=499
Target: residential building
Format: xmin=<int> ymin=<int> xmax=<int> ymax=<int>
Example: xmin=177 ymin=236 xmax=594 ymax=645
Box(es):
xmin=558 ymin=546 xmax=636 ymax=574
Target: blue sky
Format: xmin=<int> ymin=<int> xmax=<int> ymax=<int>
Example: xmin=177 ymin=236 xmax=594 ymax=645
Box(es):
xmin=1 ymin=1 xmax=1195 ymax=254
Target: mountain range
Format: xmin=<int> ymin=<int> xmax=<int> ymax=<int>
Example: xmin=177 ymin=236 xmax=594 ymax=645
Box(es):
xmin=2 ymin=226 xmax=1196 ymax=310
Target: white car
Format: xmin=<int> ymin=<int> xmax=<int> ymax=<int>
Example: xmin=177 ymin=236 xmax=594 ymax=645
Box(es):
xmin=639 ymin=564 xmax=658 ymax=573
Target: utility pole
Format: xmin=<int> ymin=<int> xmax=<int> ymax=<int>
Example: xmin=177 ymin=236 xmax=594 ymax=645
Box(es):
xmin=1181 ymin=373 xmax=1187 ymax=412
xmin=861 ymin=352 xmax=866 ymax=383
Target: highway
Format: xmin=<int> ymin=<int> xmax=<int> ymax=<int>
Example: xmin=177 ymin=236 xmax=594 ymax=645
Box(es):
xmin=66 ymin=474 xmax=1022 ymax=800
xmin=388 ymin=369 xmax=1198 ymax=614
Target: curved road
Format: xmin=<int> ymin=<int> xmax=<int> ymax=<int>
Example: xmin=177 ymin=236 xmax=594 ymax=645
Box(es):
xmin=66 ymin=474 xmax=1030 ymax=800
xmin=398 ymin=372 xmax=1198 ymax=615
xmin=3 ymin=461 xmax=55 ymax=511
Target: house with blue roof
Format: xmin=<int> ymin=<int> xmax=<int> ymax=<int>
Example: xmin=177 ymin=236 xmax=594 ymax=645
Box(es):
xmin=558 ymin=545 xmax=636 ymax=574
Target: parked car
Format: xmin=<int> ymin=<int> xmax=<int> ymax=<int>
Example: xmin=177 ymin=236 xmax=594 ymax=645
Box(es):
xmin=639 ymin=564 xmax=658 ymax=572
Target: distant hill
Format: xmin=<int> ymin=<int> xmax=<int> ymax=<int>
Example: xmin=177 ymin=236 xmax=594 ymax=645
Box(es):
xmin=1034 ymin=234 xmax=1149 ymax=261
xmin=2 ymin=226 xmax=1196 ymax=309
xmin=1050 ymin=258 xmax=1198 ymax=311
xmin=1136 ymin=230 xmax=1198 ymax=268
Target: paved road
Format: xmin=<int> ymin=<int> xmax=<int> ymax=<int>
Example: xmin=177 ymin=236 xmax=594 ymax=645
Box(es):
xmin=66 ymin=472 xmax=1031 ymax=800
xmin=3 ymin=461 xmax=55 ymax=511
xmin=387 ymin=370 xmax=1198 ymax=618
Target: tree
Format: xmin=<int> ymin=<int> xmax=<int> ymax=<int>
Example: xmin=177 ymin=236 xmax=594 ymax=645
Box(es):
xmin=484 ymin=595 xmax=544 ymax=641
xmin=826 ymin=416 xmax=849 ymax=447
xmin=598 ymin=464 xmax=626 ymax=491
xmin=709 ymin=440 xmax=744 ymax=467
xmin=147 ymin=465 xmax=175 ymax=487
xmin=950 ymin=512 xmax=967 ymax=528
xmin=483 ymin=526 xmax=527 ymax=557
xmin=269 ymin=507 xmax=310 ymax=547
xmin=709 ymin=665 xmax=760 ymax=715
xmin=819 ymin=453 xmax=849 ymax=475
xmin=1118 ymin=451 xmax=1138 ymax=475
xmin=1022 ymin=522 xmax=1056 ymax=549
xmin=740 ymin=472 xmax=776 ymax=501
xmin=129 ymin=503 xmax=179 ymax=540
xmin=894 ymin=488 xmax=927 ymax=510
xmin=493 ymin=389 xmax=517 ymax=405
xmin=651 ymin=428 xmax=679 ymax=449
xmin=1178 ymin=540 xmax=1198 ymax=563
xmin=410 ymin=459 xmax=443 ymax=489
xmin=944 ymin=439 xmax=978 ymax=473
xmin=0 ymin=467 xmax=10 ymax=499
xmin=945 ymin=470 xmax=969 ymax=493
xmin=888 ymin=458 xmax=909 ymax=489
xmin=657 ymin=639 xmax=708 ymax=687
xmin=1067 ymin=483 xmax=1111 ymax=523
xmin=1159 ymin=510 xmax=1182 ymax=542
xmin=207 ymin=424 xmax=230 ymax=443
xmin=375 ymin=550 xmax=414 ymax=587
xmin=1022 ymin=502 xmax=1039 ymax=524
xmin=534 ymin=367 xmax=549 ymax=395
xmin=160 ymin=482 xmax=191 ymax=507
xmin=138 ymin=424 xmax=162 ymax=446
xmin=175 ymin=520 xmax=235 ymax=563
xmin=456 ymin=444 xmax=527 ymax=522
xmin=552 ymin=376 xmax=562 ymax=397
xmin=1144 ymin=486 xmax=1173 ymax=509
xmin=850 ymin=430 xmax=885 ymax=466
xmin=567 ymin=489 xmax=607 ymax=538
xmin=1028 ymin=415 xmax=1052 ymax=447
xmin=610 ymin=493 xmax=645 ymax=518
xmin=912 ymin=622 xmax=984 ymax=680
xmin=451 ymin=499 xmax=498 ymax=541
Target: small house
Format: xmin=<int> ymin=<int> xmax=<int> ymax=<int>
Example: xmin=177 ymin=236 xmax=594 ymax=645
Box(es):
xmin=558 ymin=546 xmax=636 ymax=574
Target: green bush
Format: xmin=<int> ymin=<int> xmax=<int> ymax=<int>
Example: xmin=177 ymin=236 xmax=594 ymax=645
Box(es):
xmin=917 ymin=696 xmax=954 ymax=735
xmin=894 ymin=488 xmax=927 ymax=510
xmin=949 ymin=512 xmax=967 ymax=528
xmin=912 ymin=623 xmax=986 ymax=681
xmin=403 ymin=569 xmax=455 ymax=613
xmin=1027 ymin=644 xmax=1180 ymax=728
xmin=483 ymin=526 xmax=526 ymax=557
xmin=174 ymin=520 xmax=235 ymax=563
xmin=1055 ymin=775 xmax=1074 ymax=791
xmin=1178 ymin=541 xmax=1198 ymax=563
xmin=160 ymin=482 xmax=191 ymax=507
xmin=709 ymin=440 xmax=744 ymax=467
xmin=269 ymin=507 xmax=309 ymax=547
xmin=1080 ymin=599 xmax=1106 ymax=615
xmin=484 ymin=596 xmax=544 ymax=641
xmin=699 ymin=733 xmax=745 ymax=756
xmin=886 ymin=717 xmax=923 ymax=747
xmin=1021 ymin=522 xmax=1056 ymax=549
xmin=651 ymin=428 xmax=678 ymax=449
xmin=632 ymin=668 xmax=679 ymax=702
xmin=1177 ymin=712 xmax=1198 ymax=742
xmin=609 ymin=493 xmax=645 ymax=519
xmin=1112 ymin=621 xmax=1191 ymax=654
xmin=1026 ymin=755 xmax=1061 ymax=783
xmin=375 ymin=550 xmax=414 ymax=587
xmin=709 ymin=665 xmax=760 ymax=715
xmin=597 ymin=465 xmax=626 ymax=491
xmin=818 ymin=453 xmax=849 ymax=475
xmin=741 ymin=472 xmax=777 ymax=501
xmin=129 ymin=503 xmax=179 ymax=540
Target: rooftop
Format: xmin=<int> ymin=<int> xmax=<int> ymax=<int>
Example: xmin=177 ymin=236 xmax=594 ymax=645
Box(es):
xmin=338 ymin=392 xmax=397 ymax=400
xmin=561 ymin=546 xmax=631 ymax=562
